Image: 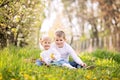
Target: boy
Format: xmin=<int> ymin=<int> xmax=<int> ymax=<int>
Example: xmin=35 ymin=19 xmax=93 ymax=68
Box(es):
xmin=36 ymin=36 xmax=76 ymax=69
xmin=51 ymin=30 xmax=86 ymax=68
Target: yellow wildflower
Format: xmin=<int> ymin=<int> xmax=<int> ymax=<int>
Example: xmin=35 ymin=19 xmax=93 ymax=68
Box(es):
xmin=93 ymin=77 xmax=97 ymax=80
xmin=86 ymin=75 xmax=91 ymax=79
xmin=50 ymin=53 xmax=55 ymax=59
xmin=11 ymin=78 xmax=16 ymax=80
xmin=112 ymin=78 xmax=119 ymax=80
xmin=0 ymin=73 xmax=2 ymax=80
xmin=24 ymin=74 xmax=30 ymax=80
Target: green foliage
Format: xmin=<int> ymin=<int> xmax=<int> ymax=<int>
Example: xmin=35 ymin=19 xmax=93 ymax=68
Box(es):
xmin=80 ymin=34 xmax=87 ymax=42
xmin=0 ymin=46 xmax=120 ymax=80
xmin=0 ymin=0 xmax=45 ymax=48
xmin=92 ymin=49 xmax=120 ymax=63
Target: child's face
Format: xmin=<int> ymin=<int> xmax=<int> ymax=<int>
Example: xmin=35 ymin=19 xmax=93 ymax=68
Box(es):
xmin=54 ymin=36 xmax=65 ymax=48
xmin=42 ymin=40 xmax=51 ymax=50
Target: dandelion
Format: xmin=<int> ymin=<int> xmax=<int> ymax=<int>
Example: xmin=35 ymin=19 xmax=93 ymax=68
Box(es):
xmin=0 ymin=73 xmax=2 ymax=80
xmin=11 ymin=78 xmax=16 ymax=80
xmin=112 ymin=78 xmax=119 ymax=80
xmin=32 ymin=76 xmax=36 ymax=80
xmin=93 ymin=77 xmax=97 ymax=80
xmin=102 ymin=76 xmax=110 ymax=80
xmin=85 ymin=75 xmax=91 ymax=79
xmin=11 ymin=28 xmax=17 ymax=33
xmin=50 ymin=53 xmax=55 ymax=59
xmin=24 ymin=74 xmax=31 ymax=80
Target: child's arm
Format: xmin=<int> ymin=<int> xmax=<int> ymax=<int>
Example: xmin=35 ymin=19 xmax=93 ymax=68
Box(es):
xmin=40 ymin=52 xmax=51 ymax=65
xmin=67 ymin=44 xmax=86 ymax=66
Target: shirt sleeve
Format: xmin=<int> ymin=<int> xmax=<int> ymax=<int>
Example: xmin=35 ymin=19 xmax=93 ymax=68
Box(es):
xmin=67 ymin=44 xmax=84 ymax=65
xmin=40 ymin=51 xmax=50 ymax=65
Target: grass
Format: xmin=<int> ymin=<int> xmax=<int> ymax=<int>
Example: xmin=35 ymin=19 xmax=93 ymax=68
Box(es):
xmin=0 ymin=46 xmax=120 ymax=80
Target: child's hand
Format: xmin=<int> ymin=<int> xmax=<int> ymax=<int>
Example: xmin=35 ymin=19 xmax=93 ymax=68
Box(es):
xmin=81 ymin=63 xmax=86 ymax=67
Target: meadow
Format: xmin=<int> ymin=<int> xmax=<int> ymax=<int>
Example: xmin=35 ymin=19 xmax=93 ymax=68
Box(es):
xmin=0 ymin=46 xmax=120 ymax=80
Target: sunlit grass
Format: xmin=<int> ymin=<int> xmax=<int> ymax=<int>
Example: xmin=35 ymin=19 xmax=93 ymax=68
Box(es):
xmin=0 ymin=46 xmax=120 ymax=80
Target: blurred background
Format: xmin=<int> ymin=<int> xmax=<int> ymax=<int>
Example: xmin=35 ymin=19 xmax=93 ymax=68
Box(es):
xmin=0 ymin=0 xmax=120 ymax=52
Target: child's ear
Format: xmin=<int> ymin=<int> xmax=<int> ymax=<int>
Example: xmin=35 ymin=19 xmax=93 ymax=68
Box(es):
xmin=64 ymin=38 xmax=66 ymax=41
xmin=39 ymin=38 xmax=42 ymax=42
xmin=39 ymin=38 xmax=43 ymax=44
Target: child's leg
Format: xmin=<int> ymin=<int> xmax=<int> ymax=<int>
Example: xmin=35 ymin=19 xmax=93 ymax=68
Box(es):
xmin=35 ymin=59 xmax=43 ymax=66
xmin=69 ymin=61 xmax=83 ymax=68
xmin=58 ymin=59 xmax=76 ymax=69
xmin=51 ymin=59 xmax=75 ymax=69
xmin=62 ymin=63 xmax=76 ymax=69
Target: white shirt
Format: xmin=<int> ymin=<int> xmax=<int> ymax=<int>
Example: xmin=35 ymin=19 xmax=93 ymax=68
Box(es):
xmin=51 ymin=42 xmax=84 ymax=65
xmin=40 ymin=48 xmax=61 ymax=65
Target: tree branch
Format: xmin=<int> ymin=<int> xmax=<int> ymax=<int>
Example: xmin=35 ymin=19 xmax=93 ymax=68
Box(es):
xmin=0 ymin=1 xmax=10 ymax=8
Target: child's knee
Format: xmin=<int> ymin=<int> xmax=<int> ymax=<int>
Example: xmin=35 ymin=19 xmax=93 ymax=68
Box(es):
xmin=35 ymin=59 xmax=43 ymax=66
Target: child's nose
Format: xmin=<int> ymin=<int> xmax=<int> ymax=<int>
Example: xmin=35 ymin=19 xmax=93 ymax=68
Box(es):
xmin=58 ymin=41 xmax=61 ymax=43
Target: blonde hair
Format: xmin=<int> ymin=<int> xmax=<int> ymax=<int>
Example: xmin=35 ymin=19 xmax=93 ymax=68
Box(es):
xmin=40 ymin=35 xmax=51 ymax=43
xmin=55 ymin=30 xmax=66 ymax=39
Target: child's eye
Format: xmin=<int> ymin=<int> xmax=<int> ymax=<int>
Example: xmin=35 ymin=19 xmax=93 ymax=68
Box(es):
xmin=60 ymin=39 xmax=63 ymax=41
xmin=56 ymin=40 xmax=59 ymax=41
xmin=44 ymin=42 xmax=47 ymax=44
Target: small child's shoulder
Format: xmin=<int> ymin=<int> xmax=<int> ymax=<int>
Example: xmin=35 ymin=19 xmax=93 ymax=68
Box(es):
xmin=40 ymin=50 xmax=48 ymax=55
xmin=40 ymin=51 xmax=45 ymax=56
xmin=65 ymin=42 xmax=69 ymax=45
xmin=49 ymin=48 xmax=57 ymax=52
xmin=64 ymin=42 xmax=71 ymax=47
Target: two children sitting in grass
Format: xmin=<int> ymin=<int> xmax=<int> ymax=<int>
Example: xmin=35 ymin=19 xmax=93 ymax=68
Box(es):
xmin=36 ymin=35 xmax=76 ymax=69
xmin=35 ymin=30 xmax=87 ymax=69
